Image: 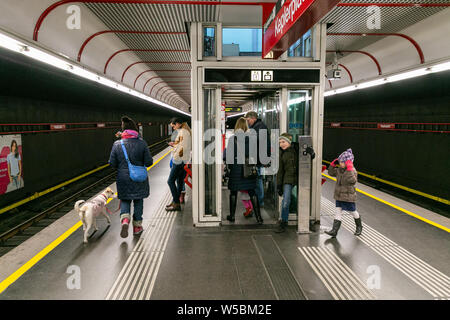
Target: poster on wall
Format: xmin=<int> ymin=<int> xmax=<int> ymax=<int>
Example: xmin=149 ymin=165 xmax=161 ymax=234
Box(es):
xmin=0 ymin=135 xmax=24 ymax=195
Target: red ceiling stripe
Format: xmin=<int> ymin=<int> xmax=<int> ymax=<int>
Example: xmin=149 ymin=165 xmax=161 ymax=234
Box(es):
xmin=122 ymin=61 xmax=191 ymax=82
xmin=338 ymin=64 xmax=353 ymax=83
xmin=159 ymin=87 xmax=172 ymax=99
xmin=148 ymin=70 xmax=191 ymax=72
xmin=327 ymin=50 xmax=382 ymax=75
xmin=149 ymin=81 xmax=166 ymax=96
xmin=337 ymin=3 xmax=450 ymax=7
xmin=327 ymin=33 xmax=425 ymax=64
xmin=326 ymin=62 xmax=353 ymax=83
xmin=34 ymin=1 xmax=268 ymax=41
xmin=77 ymin=31 xmax=185 ymax=62
xmin=166 ymin=92 xmax=178 ymax=101
xmin=142 ymin=76 xmax=161 ymax=92
xmin=134 ymin=70 xmax=156 ymax=88
xmin=104 ymin=49 xmax=190 ymax=74
xmin=155 ymin=85 xmax=169 ymax=100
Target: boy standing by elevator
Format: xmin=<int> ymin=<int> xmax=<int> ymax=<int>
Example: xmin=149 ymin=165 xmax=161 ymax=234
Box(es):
xmin=275 ymin=133 xmax=298 ymax=233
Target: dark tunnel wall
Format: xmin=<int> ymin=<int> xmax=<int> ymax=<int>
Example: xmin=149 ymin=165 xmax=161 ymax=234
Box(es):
xmin=323 ymin=70 xmax=450 ymax=202
xmin=0 ymin=48 xmax=189 ymax=208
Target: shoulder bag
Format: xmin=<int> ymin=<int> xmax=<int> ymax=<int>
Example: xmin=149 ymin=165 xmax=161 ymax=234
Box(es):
xmin=120 ymin=140 xmax=148 ymax=182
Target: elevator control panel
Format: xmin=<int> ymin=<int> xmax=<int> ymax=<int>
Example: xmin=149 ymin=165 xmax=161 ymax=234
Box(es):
xmin=297 ymin=135 xmax=314 ymax=234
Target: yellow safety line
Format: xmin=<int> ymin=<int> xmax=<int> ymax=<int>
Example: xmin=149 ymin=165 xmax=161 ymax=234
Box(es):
xmin=147 ymin=150 xmax=171 ymax=171
xmin=322 ymin=160 xmax=449 ymax=205
xmin=0 ymin=150 xmax=171 ymax=295
xmin=0 ymin=164 xmax=109 ymax=215
xmin=322 ymin=173 xmax=450 ymax=233
xmin=0 ymin=139 xmax=170 ymax=215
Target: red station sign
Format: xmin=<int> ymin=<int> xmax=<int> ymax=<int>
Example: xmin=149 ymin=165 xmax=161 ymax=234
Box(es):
xmin=263 ymin=0 xmax=340 ymax=59
xmin=50 ymin=124 xmax=66 ymax=130
xmin=377 ymin=123 xmax=396 ymax=129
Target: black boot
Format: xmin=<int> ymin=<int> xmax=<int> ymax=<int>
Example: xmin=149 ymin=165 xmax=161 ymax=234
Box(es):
xmin=250 ymin=195 xmax=263 ymax=224
xmin=325 ymin=220 xmax=341 ymax=238
xmin=227 ymin=193 xmax=237 ymax=222
xmin=354 ymin=218 xmax=362 ymax=236
xmin=275 ymin=221 xmax=287 ymax=233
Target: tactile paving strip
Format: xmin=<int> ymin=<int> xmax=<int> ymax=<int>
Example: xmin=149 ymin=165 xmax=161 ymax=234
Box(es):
xmin=321 ymin=197 xmax=450 ymax=300
xmin=298 ymin=246 xmax=376 ymax=300
xmin=106 ymin=191 xmax=176 ymax=300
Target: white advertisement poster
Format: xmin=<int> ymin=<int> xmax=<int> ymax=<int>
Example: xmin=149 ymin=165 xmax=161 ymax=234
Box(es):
xmin=0 ymin=134 xmax=24 ymax=195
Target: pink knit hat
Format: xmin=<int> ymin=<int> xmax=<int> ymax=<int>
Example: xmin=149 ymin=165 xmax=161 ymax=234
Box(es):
xmin=338 ymin=148 xmax=354 ymax=162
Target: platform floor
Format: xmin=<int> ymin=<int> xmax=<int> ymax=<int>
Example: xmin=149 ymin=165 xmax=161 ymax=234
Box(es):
xmin=0 ymin=151 xmax=448 ymax=300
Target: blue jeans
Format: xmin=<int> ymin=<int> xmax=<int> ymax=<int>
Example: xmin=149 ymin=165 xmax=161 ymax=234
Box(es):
xmin=121 ymin=199 xmax=144 ymax=222
xmin=11 ymin=176 xmax=20 ymax=189
xmin=281 ymin=184 xmax=293 ymax=222
xmin=171 ymin=157 xmax=185 ymax=192
xmin=255 ymin=167 xmax=264 ymax=206
xmin=168 ymin=162 xmax=185 ymax=204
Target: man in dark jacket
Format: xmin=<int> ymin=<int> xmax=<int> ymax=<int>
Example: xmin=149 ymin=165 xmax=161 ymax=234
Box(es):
xmin=109 ymin=116 xmax=153 ymax=238
xmin=245 ymin=111 xmax=271 ymax=207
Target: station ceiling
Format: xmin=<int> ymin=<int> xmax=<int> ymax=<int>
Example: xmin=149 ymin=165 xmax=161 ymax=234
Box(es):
xmin=1 ymin=0 xmax=449 ymax=113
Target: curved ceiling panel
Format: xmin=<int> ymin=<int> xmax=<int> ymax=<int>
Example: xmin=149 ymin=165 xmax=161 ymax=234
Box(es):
xmin=326 ymin=7 xmax=450 ymax=89
xmin=1 ymin=0 xmax=449 ymax=109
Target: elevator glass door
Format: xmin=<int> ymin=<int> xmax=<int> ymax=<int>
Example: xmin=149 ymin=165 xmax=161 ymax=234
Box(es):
xmin=286 ymin=89 xmax=312 ymax=217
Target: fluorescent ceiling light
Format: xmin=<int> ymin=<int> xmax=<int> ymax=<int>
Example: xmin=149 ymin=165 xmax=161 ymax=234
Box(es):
xmin=288 ymin=96 xmax=312 ymax=106
xmin=357 ymin=78 xmax=386 ymax=89
xmin=227 ymin=111 xmax=247 ymax=118
xmin=0 ymin=33 xmax=23 ymax=52
xmin=335 ymin=86 xmax=357 ymax=94
xmin=325 ymin=59 xmax=450 ymax=97
xmin=429 ymin=61 xmax=450 ymax=73
xmin=386 ymin=68 xmax=428 ymax=83
xmin=0 ymin=31 xmax=190 ymax=117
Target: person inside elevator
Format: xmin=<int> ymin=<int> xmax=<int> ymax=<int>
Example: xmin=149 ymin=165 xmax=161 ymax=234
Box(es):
xmin=275 ymin=133 xmax=298 ymax=233
xmin=166 ymin=118 xmax=191 ymax=212
xmin=244 ymin=111 xmax=271 ymax=207
xmin=224 ymin=117 xmax=263 ymax=224
xmin=325 ymin=148 xmax=362 ymax=237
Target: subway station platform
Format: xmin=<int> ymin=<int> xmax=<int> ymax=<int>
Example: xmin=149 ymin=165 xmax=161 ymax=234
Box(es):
xmin=0 ymin=148 xmax=448 ymax=300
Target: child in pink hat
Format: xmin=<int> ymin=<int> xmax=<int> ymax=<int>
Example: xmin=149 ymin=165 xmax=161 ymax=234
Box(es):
xmin=325 ymin=148 xmax=362 ymax=237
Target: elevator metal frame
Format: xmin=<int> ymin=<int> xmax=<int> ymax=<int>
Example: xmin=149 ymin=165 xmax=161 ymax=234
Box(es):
xmin=190 ymin=22 xmax=327 ymax=227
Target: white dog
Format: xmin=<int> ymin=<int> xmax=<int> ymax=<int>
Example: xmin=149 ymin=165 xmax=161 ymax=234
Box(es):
xmin=74 ymin=187 xmax=116 ymax=243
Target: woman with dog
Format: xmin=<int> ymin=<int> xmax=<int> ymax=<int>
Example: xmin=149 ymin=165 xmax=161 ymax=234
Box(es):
xmin=109 ymin=116 xmax=153 ymax=237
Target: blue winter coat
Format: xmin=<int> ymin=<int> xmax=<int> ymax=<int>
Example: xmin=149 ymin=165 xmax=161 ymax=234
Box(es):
xmin=109 ymin=138 xmax=153 ymax=200
xmin=224 ymin=133 xmax=257 ymax=192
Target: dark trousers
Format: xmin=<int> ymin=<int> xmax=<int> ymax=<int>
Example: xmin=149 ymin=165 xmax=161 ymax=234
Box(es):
xmin=167 ymin=162 xmax=185 ymax=204
xmin=230 ymin=189 xmax=256 ymax=198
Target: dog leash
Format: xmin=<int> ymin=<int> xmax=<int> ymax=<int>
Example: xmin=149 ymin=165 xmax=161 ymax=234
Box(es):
xmin=106 ymin=200 xmax=121 ymax=215
xmin=100 ymin=194 xmax=121 ymax=215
